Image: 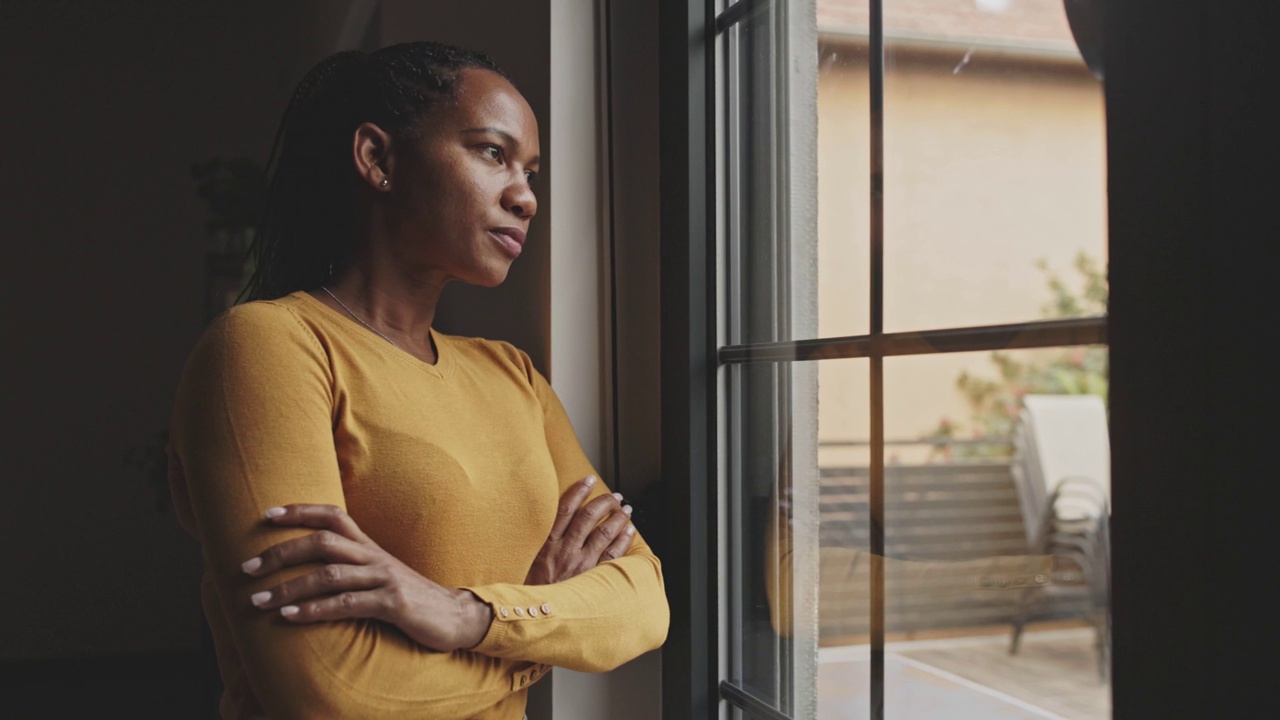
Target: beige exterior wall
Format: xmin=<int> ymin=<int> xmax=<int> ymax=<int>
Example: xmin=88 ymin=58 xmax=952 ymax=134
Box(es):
xmin=814 ymin=41 xmax=1106 ymax=465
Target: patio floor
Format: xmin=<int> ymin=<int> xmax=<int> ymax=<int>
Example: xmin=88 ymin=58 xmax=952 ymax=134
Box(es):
xmin=817 ymin=628 xmax=1109 ymax=720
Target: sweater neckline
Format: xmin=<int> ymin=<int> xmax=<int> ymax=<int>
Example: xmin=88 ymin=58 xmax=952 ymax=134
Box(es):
xmin=289 ymin=290 xmax=454 ymax=380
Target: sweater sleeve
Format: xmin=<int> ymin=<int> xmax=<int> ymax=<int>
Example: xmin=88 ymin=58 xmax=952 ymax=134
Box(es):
xmin=169 ymin=304 xmax=521 ymax=720
xmin=464 ymin=354 xmax=670 ymax=673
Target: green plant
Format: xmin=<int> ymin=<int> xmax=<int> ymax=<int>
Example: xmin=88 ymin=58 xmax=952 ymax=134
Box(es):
xmin=924 ymin=252 xmax=1109 ymax=461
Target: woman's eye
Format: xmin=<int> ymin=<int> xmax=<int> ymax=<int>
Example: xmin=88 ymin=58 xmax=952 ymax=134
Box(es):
xmin=483 ymin=146 xmax=501 ymax=161
xmin=525 ymin=170 xmax=537 ymax=183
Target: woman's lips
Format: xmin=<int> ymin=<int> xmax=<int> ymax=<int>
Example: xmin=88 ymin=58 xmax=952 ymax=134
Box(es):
xmin=488 ymin=228 xmax=525 ymax=257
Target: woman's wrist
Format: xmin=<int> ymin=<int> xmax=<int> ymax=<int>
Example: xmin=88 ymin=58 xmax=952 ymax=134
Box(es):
xmin=452 ymin=588 xmax=493 ymax=651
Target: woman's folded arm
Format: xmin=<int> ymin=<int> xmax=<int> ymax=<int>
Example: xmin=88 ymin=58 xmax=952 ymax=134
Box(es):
xmin=465 ymin=532 xmax=667 ymax=672
xmin=170 ymin=304 xmax=523 ymax=719
xmin=462 ymin=352 xmax=670 ymax=672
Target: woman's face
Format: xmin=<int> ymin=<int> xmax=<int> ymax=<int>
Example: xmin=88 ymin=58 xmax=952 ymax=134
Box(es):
xmin=384 ymin=68 xmax=540 ymax=287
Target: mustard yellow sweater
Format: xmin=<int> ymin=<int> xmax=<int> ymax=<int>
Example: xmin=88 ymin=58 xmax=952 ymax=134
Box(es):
xmin=168 ymin=291 xmax=668 ymax=719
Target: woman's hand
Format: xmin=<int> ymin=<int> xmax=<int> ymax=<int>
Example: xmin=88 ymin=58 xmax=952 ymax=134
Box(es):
xmin=525 ymin=475 xmax=635 ymax=585
xmin=240 ymin=505 xmax=492 ymax=652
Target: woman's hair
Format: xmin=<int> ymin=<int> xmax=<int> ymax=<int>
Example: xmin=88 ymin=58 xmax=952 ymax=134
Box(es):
xmin=241 ymin=41 xmax=510 ymax=302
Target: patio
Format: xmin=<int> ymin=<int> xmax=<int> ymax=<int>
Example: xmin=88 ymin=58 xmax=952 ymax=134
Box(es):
xmin=818 ymin=627 xmax=1109 ymax=720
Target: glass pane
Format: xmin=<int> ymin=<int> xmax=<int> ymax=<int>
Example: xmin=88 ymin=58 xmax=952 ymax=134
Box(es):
xmin=726 ymin=0 xmax=784 ymax=346
xmin=860 ymin=0 xmax=1105 ymax=332
xmin=726 ymin=358 xmax=867 ymax=717
xmin=816 ymin=41 xmax=871 ymax=340
xmin=727 ymin=0 xmax=849 ymax=346
xmin=878 ymin=347 xmax=1110 ymax=720
xmin=813 ymin=360 xmax=873 ymax=719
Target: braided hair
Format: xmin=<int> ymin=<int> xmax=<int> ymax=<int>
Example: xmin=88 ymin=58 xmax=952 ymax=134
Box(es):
xmin=241 ymin=42 xmax=510 ymax=302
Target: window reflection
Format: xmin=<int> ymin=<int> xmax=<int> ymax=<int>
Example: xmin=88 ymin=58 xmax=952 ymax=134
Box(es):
xmin=812 ymin=349 xmax=1111 ymax=720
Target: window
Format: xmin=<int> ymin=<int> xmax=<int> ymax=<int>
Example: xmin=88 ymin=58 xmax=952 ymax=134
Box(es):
xmin=711 ymin=1 xmax=1109 ymax=718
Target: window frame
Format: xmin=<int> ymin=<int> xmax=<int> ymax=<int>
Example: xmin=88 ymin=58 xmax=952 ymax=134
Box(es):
xmin=660 ymin=1 xmax=1277 ymax=719
xmin=657 ymin=1 xmax=720 ymax=718
xmin=704 ymin=1 xmax=1107 ymax=718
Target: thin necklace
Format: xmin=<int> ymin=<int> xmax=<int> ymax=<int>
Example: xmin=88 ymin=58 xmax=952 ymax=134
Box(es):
xmin=320 ymin=286 xmax=399 ymax=348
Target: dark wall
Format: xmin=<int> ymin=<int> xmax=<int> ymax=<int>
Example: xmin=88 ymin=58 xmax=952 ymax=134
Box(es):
xmin=0 ymin=0 xmax=354 ymax=663
xmin=1108 ymin=1 xmax=1279 ymax=718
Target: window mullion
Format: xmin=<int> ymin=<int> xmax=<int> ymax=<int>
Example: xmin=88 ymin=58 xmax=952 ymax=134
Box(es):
xmin=720 ymin=680 xmax=797 ymax=720
xmin=718 ymin=316 xmax=1108 ymax=364
xmin=714 ymin=0 xmax=767 ymax=35
xmin=867 ymin=2 xmax=887 ymax=718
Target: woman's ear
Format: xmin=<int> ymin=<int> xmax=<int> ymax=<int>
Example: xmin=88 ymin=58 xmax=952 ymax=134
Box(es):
xmin=352 ymin=122 xmax=394 ymax=191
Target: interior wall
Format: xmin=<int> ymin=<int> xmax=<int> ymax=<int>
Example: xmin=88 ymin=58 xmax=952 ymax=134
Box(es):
xmin=0 ymin=0 xmax=354 ymax=662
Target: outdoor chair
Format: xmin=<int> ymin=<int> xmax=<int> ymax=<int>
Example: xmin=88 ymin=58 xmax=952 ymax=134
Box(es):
xmin=1008 ymin=394 xmax=1111 ymax=679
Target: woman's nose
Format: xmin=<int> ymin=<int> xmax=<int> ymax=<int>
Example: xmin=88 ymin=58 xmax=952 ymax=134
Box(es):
xmin=503 ymin=177 xmax=537 ymax=220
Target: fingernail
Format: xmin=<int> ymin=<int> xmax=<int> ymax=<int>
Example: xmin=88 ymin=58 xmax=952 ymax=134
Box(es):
xmin=241 ymin=557 xmax=262 ymax=574
xmin=251 ymin=591 xmax=272 ymax=607
xmin=623 ymin=505 xmax=633 ymax=515
xmin=626 ymin=525 xmax=636 ymax=536
xmin=280 ymin=605 xmax=299 ymax=617
xmin=585 ymin=476 xmax=597 ymax=487
xmin=265 ymin=507 xmax=286 ymax=518
xmin=612 ymin=492 xmax=623 ymax=501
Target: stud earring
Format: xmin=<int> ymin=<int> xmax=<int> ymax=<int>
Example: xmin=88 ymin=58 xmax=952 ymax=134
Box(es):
xmin=380 ymin=178 xmax=389 ymax=188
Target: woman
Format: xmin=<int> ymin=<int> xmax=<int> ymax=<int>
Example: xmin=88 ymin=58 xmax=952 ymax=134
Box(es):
xmin=167 ymin=42 xmax=668 ymax=719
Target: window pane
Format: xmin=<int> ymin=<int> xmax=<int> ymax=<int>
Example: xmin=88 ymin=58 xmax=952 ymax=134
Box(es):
xmin=813 ymin=360 xmax=873 ymax=718
xmin=726 ymin=0 xmax=835 ymax=346
xmin=877 ymin=348 xmax=1110 ymax=720
xmin=816 ymin=41 xmax=871 ymax=340
xmin=726 ymin=0 xmax=786 ymax=345
xmin=817 ymin=0 xmax=1106 ymax=333
xmin=725 ymin=360 xmax=806 ymax=714
xmin=726 ymin=358 xmax=867 ymax=717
